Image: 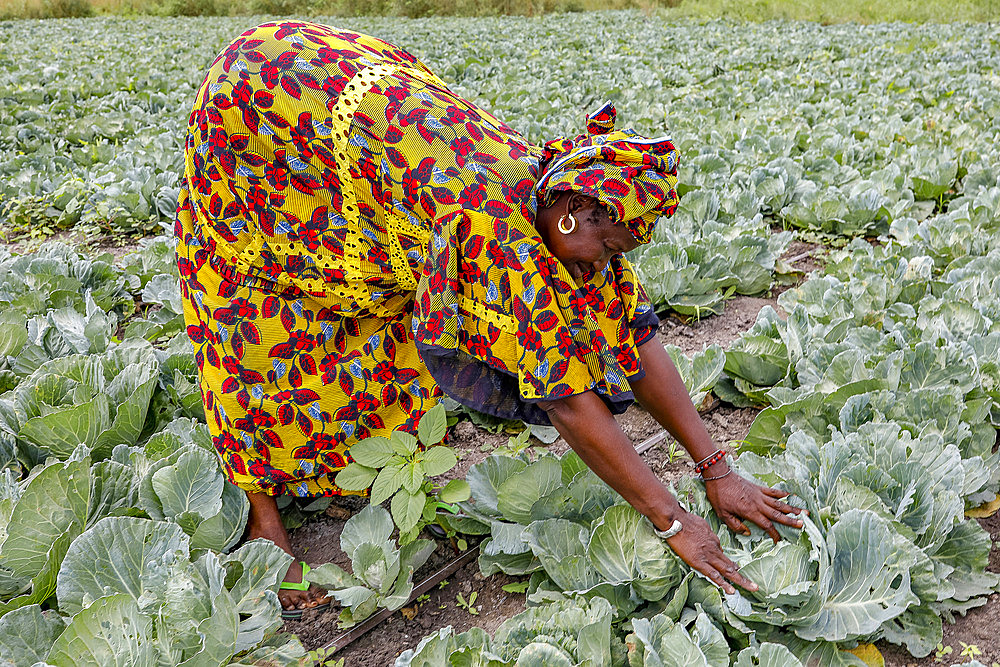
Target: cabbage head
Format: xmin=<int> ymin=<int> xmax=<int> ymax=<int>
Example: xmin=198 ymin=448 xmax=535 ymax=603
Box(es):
xmin=0 ymin=340 xmax=159 ymax=464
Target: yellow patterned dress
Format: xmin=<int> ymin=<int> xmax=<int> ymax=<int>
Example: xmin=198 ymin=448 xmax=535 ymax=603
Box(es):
xmin=176 ymin=21 xmax=660 ymax=497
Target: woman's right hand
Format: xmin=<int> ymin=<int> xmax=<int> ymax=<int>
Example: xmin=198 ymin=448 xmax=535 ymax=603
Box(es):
xmin=663 ymin=510 xmax=758 ymax=596
xmin=536 ymin=391 xmax=759 ymax=597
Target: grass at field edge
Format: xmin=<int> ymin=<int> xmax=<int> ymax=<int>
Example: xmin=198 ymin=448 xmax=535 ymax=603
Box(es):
xmin=1 ymin=0 xmax=999 ymax=23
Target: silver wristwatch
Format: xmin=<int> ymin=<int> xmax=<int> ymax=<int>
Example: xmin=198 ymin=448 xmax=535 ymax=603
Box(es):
xmin=653 ymin=519 xmax=683 ymax=540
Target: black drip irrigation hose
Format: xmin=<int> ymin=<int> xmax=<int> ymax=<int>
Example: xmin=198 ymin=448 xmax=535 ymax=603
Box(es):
xmin=315 ymin=544 xmax=482 ymax=659
xmin=784 ymin=249 xmax=816 ymax=265
xmin=635 ymin=429 xmax=668 ymax=455
xmin=314 ymin=412 xmax=713 ymax=659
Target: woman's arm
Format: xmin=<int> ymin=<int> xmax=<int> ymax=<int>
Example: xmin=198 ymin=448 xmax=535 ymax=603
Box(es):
xmin=539 ymin=392 xmax=758 ymax=595
xmin=630 ymin=336 xmax=804 ymax=541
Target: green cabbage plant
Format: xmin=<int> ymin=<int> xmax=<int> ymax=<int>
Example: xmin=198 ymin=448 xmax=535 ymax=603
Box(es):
xmin=0 ymin=518 xmax=303 ymax=667
xmin=0 ymin=419 xmax=251 ymax=622
xmin=396 ymin=596 xmax=618 ymax=667
xmin=309 ymin=504 xmax=435 ymax=628
xmin=0 ymin=341 xmax=159 ymax=465
xmin=458 ymin=451 xmax=682 ymax=617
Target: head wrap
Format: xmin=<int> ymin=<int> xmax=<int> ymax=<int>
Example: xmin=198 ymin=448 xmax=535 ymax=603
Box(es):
xmin=533 ymin=101 xmax=680 ymax=245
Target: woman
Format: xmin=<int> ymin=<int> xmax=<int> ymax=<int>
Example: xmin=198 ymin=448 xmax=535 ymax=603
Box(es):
xmin=176 ymin=21 xmax=804 ymax=617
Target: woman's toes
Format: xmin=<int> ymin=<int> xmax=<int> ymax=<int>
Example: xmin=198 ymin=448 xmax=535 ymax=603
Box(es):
xmin=279 ymin=590 xmax=309 ymax=611
xmin=278 ymin=586 xmax=328 ymax=614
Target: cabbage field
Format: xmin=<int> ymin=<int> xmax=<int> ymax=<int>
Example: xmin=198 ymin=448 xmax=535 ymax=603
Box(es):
xmin=0 ymin=11 xmax=999 ymax=667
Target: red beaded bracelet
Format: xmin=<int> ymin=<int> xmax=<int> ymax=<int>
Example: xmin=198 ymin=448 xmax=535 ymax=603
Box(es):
xmin=693 ymin=449 xmax=727 ymax=474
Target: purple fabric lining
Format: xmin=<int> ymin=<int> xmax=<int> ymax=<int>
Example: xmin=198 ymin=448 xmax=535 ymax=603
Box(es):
xmin=415 ymin=308 xmax=661 ymax=425
xmin=632 ymin=308 xmax=661 ymax=348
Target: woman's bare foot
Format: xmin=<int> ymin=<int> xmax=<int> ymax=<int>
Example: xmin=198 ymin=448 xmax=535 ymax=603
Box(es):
xmin=246 ymin=492 xmax=330 ymax=613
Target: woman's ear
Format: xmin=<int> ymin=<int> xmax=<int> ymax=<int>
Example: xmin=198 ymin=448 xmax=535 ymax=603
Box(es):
xmin=567 ymin=192 xmax=596 ymax=216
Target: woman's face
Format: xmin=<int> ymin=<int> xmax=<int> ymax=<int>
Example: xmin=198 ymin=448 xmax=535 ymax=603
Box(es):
xmin=539 ymin=193 xmax=641 ymax=282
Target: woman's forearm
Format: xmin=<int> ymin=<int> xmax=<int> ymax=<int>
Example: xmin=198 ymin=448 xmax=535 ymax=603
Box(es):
xmin=539 ymin=391 xmax=682 ymax=530
xmin=631 ymin=338 xmax=729 ymax=474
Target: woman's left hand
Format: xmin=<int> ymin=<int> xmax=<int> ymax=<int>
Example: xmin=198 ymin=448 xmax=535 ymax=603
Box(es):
xmin=704 ymin=471 xmax=805 ymax=542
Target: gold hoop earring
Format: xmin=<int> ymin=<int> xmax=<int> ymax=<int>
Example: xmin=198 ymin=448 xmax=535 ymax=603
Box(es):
xmin=558 ymin=213 xmax=578 ymax=235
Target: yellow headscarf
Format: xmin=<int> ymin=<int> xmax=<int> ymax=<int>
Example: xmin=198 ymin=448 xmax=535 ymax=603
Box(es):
xmin=533 ymin=101 xmax=680 ymax=244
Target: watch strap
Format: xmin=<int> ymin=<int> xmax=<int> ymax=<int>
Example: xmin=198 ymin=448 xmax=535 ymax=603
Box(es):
xmin=653 ymin=519 xmax=683 ymax=540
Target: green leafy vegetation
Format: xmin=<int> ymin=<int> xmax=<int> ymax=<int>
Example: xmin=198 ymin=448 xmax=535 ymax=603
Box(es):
xmin=0 ymin=236 xmax=302 ymax=664
xmin=335 ymin=404 xmax=471 ymax=542
xmin=437 ymin=428 xmax=997 ymax=663
xmin=2 ymin=10 xmax=1000 ymax=667
xmin=397 ymin=596 xmax=623 ymax=666
xmin=630 ymin=194 xmax=793 ymax=318
xmin=0 ymin=440 xmax=304 ymax=665
xmin=10 ymin=14 xmax=1000 ymax=314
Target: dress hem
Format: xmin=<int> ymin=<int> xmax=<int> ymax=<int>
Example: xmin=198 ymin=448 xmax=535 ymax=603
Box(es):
xmin=415 ymin=342 xmax=638 ymax=426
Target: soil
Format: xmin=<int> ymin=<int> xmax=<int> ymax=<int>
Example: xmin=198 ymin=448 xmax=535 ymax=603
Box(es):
xmin=782 ymin=238 xmax=827 ymax=277
xmin=0 ymin=227 xmax=91 ymax=256
xmin=89 ymin=233 xmax=147 ymax=260
xmin=0 ymin=225 xmax=145 ymax=260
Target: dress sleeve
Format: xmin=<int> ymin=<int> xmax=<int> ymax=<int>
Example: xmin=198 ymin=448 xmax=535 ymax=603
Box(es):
xmin=626 ymin=268 xmax=661 ymax=350
xmin=412 ymin=208 xmax=657 ymax=425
